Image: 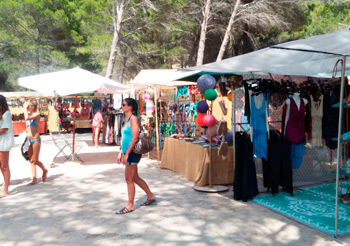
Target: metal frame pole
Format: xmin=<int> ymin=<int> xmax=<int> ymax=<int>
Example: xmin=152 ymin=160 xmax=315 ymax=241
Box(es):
xmin=335 ymin=55 xmax=347 ymax=237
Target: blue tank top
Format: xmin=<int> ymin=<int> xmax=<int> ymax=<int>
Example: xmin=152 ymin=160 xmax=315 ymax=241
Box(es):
xmin=121 ymin=116 xmax=133 ymax=154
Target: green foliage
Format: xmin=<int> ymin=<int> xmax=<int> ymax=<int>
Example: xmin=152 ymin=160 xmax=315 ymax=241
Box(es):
xmin=0 ymin=0 xmax=349 ymax=90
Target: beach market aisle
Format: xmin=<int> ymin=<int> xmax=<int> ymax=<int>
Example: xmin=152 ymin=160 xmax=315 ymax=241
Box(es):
xmin=0 ymin=134 xmax=343 ymax=245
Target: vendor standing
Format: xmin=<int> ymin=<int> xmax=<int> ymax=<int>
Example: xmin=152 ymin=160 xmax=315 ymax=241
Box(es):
xmin=24 ymin=100 xmax=48 ymax=185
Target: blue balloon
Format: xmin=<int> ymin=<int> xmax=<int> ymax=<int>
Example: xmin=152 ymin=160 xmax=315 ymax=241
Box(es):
xmin=224 ymin=131 xmax=233 ymax=145
xmin=196 ymin=101 xmax=209 ymax=114
xmin=197 ymin=74 xmax=217 ymax=94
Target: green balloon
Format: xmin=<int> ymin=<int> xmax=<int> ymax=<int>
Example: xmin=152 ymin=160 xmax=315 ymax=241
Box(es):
xmin=204 ymin=89 xmax=217 ymax=101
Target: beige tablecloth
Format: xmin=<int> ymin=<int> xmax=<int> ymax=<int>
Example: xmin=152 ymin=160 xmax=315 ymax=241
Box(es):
xmin=160 ymin=138 xmax=234 ymax=186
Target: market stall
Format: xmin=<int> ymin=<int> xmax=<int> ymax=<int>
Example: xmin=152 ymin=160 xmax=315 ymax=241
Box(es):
xmin=182 ymin=28 xmax=350 ymax=237
xmin=2 ymin=91 xmax=51 ymax=135
xmin=18 ymin=67 xmax=130 ymax=161
xmin=131 ymin=69 xmax=235 ymax=189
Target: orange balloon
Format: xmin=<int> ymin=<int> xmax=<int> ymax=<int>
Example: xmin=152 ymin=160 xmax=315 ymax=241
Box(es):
xmin=196 ymin=113 xmax=206 ymax=126
xmin=227 ymin=91 xmax=232 ymax=101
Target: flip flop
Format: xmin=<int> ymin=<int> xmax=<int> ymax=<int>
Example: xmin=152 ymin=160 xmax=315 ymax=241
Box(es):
xmin=141 ymin=198 xmax=156 ymax=206
xmin=115 ymin=207 xmax=134 ymax=214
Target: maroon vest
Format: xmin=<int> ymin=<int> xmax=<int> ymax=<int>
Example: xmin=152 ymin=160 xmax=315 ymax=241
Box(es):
xmin=285 ymin=97 xmax=306 ymax=144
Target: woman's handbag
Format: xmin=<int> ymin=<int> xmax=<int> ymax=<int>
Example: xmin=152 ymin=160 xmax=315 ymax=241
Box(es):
xmin=21 ymin=136 xmax=30 ymax=161
xmin=133 ymin=131 xmax=154 ymax=154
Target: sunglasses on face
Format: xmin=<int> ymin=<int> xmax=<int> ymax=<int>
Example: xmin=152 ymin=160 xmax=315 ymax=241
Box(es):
xmin=122 ymin=103 xmax=127 ymax=107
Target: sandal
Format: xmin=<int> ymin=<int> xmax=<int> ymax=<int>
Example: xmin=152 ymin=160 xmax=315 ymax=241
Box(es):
xmin=115 ymin=207 xmax=134 ymax=214
xmin=141 ymin=198 xmax=156 ymax=206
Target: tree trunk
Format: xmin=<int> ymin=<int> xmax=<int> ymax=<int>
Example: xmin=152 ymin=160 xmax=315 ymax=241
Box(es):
xmin=196 ymin=0 xmax=211 ymax=66
xmin=187 ymin=27 xmax=200 ymax=67
xmin=216 ymin=0 xmax=240 ymax=61
xmin=105 ymin=0 xmax=125 ymax=79
xmin=35 ymin=47 xmax=40 ymax=74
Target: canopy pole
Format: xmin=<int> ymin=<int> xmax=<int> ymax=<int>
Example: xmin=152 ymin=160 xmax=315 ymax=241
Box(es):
xmin=335 ymin=55 xmax=346 ymax=238
xmin=71 ymin=94 xmax=77 ymax=161
xmin=154 ymin=87 xmax=160 ymax=161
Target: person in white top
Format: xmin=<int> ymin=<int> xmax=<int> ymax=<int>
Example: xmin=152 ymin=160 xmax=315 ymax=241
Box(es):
xmin=0 ymin=95 xmax=15 ymax=198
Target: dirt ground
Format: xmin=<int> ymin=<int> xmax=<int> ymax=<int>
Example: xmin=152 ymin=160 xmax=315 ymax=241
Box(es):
xmin=0 ymin=133 xmax=347 ymax=246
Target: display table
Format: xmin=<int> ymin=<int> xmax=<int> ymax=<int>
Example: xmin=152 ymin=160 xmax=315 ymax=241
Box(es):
xmin=160 ymin=138 xmax=234 ymax=186
xmin=12 ymin=120 xmax=47 ymax=135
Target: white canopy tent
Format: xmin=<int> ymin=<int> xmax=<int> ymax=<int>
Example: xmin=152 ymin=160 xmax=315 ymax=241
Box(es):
xmin=0 ymin=91 xmax=50 ymax=99
xmin=183 ymin=27 xmax=350 ymax=237
xmin=18 ymin=67 xmax=130 ymax=96
xmin=18 ymin=67 xmax=130 ymax=162
xmin=130 ymin=69 xmax=198 ymax=91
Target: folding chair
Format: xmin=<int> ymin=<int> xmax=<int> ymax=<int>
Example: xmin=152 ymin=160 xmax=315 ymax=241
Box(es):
xmin=59 ymin=132 xmax=84 ymax=162
xmin=50 ymin=132 xmax=70 ymax=162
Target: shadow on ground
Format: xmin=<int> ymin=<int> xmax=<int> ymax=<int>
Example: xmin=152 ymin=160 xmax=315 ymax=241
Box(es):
xmin=0 ymin=161 xmax=341 ymax=246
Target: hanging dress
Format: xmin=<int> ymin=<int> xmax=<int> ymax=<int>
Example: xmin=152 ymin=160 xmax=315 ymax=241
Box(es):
xmin=285 ymin=97 xmax=306 ymax=144
xmin=311 ymin=95 xmax=323 ymax=147
xmin=250 ymin=93 xmax=268 ymax=160
xmin=285 ymin=97 xmax=306 ymax=169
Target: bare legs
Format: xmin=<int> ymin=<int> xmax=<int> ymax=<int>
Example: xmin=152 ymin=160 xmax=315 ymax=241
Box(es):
xmin=93 ymin=127 xmax=101 ymax=148
xmin=27 ymin=140 xmax=47 ymax=185
xmin=124 ymin=165 xmax=155 ymax=211
xmin=0 ymin=151 xmax=10 ymax=197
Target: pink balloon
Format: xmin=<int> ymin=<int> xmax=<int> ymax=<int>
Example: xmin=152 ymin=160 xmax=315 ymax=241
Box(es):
xmin=206 ymin=125 xmax=218 ymax=138
xmin=203 ymin=114 xmax=216 ymax=127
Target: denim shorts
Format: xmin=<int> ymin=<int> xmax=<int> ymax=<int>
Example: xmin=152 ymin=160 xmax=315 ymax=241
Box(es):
xmin=124 ymin=151 xmax=142 ymax=165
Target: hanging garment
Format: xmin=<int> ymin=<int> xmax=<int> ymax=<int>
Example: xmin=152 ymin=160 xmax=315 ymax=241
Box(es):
xmin=322 ymin=90 xmax=339 ymax=149
xmin=250 ymin=93 xmax=268 ymax=160
xmin=285 ymin=97 xmax=306 ymax=144
xmin=244 ymin=82 xmax=251 ymax=124
xmin=291 ymin=143 xmax=305 ymax=169
xmin=262 ymin=130 xmax=293 ymax=196
xmin=311 ymin=95 xmax=323 ymax=147
xmin=233 ymin=132 xmax=259 ymax=202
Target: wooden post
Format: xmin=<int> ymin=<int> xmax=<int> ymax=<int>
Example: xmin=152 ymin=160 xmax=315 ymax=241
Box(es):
xmin=72 ymin=93 xmax=77 ymax=161
xmin=154 ymin=87 xmax=160 ymax=161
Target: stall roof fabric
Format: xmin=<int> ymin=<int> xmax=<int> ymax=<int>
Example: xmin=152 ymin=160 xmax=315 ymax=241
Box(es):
xmin=18 ymin=67 xmax=130 ymax=96
xmin=0 ymin=91 xmax=51 ymax=98
xmin=182 ymin=28 xmax=350 ymax=78
xmin=131 ymin=69 xmax=198 ymax=91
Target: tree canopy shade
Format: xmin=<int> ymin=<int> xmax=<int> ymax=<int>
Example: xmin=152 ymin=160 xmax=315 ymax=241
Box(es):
xmin=1 ymin=0 xmax=350 ymax=90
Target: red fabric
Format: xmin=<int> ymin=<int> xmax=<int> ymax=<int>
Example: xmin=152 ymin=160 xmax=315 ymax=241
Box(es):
xmin=140 ymin=97 xmax=143 ymax=115
xmin=285 ymin=98 xmax=306 ymax=144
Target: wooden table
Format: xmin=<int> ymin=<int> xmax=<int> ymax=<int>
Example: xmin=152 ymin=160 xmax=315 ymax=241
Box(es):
xmin=160 ymin=138 xmax=234 ymax=187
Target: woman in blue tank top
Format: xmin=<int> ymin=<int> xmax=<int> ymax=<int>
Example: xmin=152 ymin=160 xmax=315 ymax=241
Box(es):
xmin=116 ymin=98 xmax=156 ymax=214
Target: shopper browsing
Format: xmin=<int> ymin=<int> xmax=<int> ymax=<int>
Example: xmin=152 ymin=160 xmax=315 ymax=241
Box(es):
xmin=116 ymin=98 xmax=156 ymax=214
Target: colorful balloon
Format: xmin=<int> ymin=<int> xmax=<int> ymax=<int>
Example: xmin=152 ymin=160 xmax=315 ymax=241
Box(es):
xmin=195 ymin=113 xmax=206 ymax=126
xmin=197 ymin=74 xmax=217 ymax=94
xmin=204 ymin=89 xmax=217 ymax=101
xmin=227 ymin=91 xmax=232 ymax=101
xmin=224 ymin=131 xmax=233 ymax=145
xmin=196 ymin=101 xmax=209 ymax=114
xmin=203 ymin=114 xmax=216 ymax=127
xmin=206 ymin=125 xmax=218 ymax=138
